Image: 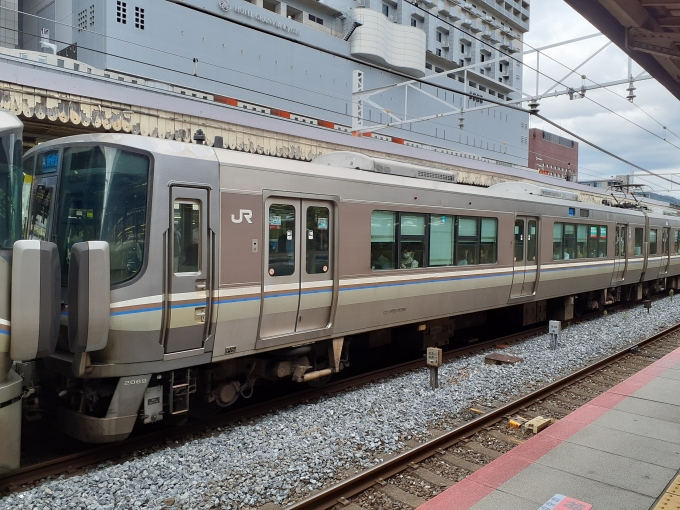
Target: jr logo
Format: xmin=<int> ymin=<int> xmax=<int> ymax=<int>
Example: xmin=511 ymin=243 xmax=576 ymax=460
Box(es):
xmin=231 ymin=209 xmax=253 ymax=224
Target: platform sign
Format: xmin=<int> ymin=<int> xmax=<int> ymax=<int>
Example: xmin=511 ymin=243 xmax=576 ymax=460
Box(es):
xmin=538 ymin=494 xmax=592 ymax=510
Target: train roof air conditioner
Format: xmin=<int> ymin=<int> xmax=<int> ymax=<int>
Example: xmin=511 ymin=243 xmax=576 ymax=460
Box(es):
xmin=313 ymin=151 xmax=456 ymax=184
xmin=488 ymin=182 xmax=580 ymax=202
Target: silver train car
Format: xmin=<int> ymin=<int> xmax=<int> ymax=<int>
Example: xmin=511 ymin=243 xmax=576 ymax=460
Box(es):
xmin=3 ymin=122 xmax=680 ymax=465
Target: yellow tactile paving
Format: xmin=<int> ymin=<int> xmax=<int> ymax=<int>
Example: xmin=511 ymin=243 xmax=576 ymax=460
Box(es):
xmin=652 ymin=492 xmax=680 ymax=510
xmin=652 ymin=475 xmax=680 ymax=510
xmin=667 ymin=475 xmax=680 ymax=497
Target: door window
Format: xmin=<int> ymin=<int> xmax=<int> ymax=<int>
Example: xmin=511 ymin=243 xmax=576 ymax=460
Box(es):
xmin=527 ymin=220 xmax=537 ymax=262
xmin=662 ymin=229 xmax=669 ymax=255
xmin=514 ymin=219 xmax=524 ymax=262
xmin=268 ymin=204 xmax=296 ymax=277
xmin=173 ymin=201 xmax=201 ymax=273
xmin=619 ymin=226 xmax=626 ymax=256
xmin=650 ymin=229 xmax=658 ymax=255
xmin=635 ymin=228 xmax=643 ymax=255
xmin=306 ymin=206 xmax=330 ymax=274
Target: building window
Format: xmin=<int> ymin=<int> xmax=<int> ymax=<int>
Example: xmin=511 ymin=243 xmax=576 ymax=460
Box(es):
xmin=460 ymin=44 xmax=465 ymax=53
xmin=135 ymin=6 xmax=144 ymax=29
xmin=499 ymin=63 xmax=503 ymax=72
xmin=411 ymin=18 xmax=417 ymax=26
xmin=78 ymin=9 xmax=87 ymax=32
xmin=480 ymin=54 xmax=485 ymax=62
xmin=309 ymin=13 xmax=324 ymax=24
xmin=382 ymin=4 xmax=389 ymax=16
xmin=459 ymin=59 xmax=464 ymax=66
xmin=116 ymin=1 xmax=127 ymax=24
xmin=90 ymin=5 xmax=95 ymax=27
xmin=436 ymin=48 xmax=442 ymax=56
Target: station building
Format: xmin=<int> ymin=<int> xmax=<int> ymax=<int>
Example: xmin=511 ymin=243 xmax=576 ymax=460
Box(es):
xmin=0 ymin=0 xmax=531 ymax=165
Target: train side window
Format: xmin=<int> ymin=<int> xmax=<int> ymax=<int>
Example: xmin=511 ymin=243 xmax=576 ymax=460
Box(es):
xmin=173 ymin=202 xmax=201 ymax=273
xmin=268 ymin=204 xmax=296 ymax=276
xmin=515 ymin=219 xmax=524 ymax=262
xmin=649 ymin=229 xmax=657 ymax=255
xmin=371 ymin=210 xmax=396 ymax=270
xmin=587 ymin=225 xmax=599 ymax=257
xmin=552 ymin=222 xmax=563 ymax=260
xmin=306 ymin=206 xmax=330 ymax=274
xmin=429 ymin=214 xmax=454 ymax=267
xmin=480 ymin=218 xmax=497 ymax=264
xmin=400 ymin=213 xmax=426 ymax=269
xmin=635 ymin=228 xmax=644 ymax=255
xmin=576 ymin=225 xmax=587 ymax=258
xmin=458 ymin=216 xmax=479 ymax=265
xmin=675 ymin=231 xmax=680 ymax=254
xmin=563 ymin=224 xmax=576 ymax=260
xmin=598 ymin=226 xmax=607 ymax=257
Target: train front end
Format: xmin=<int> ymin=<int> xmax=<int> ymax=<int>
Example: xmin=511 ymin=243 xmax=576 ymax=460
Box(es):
xmin=0 ymin=110 xmax=26 ymax=473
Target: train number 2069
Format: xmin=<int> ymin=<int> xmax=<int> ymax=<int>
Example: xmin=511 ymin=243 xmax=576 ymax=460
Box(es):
xmin=125 ymin=378 xmax=148 ymax=385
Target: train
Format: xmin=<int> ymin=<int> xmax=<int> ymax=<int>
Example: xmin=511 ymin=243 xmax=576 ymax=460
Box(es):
xmin=1 ymin=109 xmax=680 ymax=473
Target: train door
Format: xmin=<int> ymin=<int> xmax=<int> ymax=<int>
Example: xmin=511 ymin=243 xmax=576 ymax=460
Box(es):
xmin=661 ymin=227 xmax=671 ymax=275
xmin=164 ymin=186 xmax=212 ymax=354
xmin=612 ymin=224 xmax=628 ymax=283
xmin=26 ymin=150 xmax=59 ymax=242
xmin=510 ymin=217 xmax=538 ymax=298
xmin=260 ymin=197 xmax=335 ymax=339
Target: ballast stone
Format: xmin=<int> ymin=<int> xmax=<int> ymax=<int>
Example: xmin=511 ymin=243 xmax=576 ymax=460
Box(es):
xmin=0 ymin=298 xmax=679 ymax=509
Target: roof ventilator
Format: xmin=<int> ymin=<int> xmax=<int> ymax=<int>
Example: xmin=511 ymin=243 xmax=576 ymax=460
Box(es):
xmin=488 ymin=182 xmax=579 ymax=202
xmin=313 ymin=151 xmax=456 ymax=184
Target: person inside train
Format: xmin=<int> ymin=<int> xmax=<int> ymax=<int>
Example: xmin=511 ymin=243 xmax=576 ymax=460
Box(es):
xmin=371 ymin=244 xmax=392 ymax=270
xmin=400 ymin=244 xmax=419 ymax=269
xmin=457 ymin=250 xmax=469 ymax=265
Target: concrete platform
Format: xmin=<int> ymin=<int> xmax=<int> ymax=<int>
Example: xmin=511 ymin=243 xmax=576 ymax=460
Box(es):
xmin=419 ymin=345 xmax=680 ymax=510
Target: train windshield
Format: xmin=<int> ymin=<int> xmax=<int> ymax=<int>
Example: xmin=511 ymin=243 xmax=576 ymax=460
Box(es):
xmin=0 ymin=131 xmax=23 ymax=249
xmin=55 ymin=145 xmax=150 ymax=285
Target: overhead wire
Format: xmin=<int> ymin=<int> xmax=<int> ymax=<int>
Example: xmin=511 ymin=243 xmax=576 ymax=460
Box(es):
xmin=1 ymin=3 xmax=677 ymax=190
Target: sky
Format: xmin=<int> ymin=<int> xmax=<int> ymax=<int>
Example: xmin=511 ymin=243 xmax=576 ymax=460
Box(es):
xmin=522 ymin=0 xmax=680 ymax=195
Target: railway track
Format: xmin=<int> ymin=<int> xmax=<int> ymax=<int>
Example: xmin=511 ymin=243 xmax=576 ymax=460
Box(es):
xmin=287 ymin=323 xmax=680 ymax=510
xmin=0 ymin=296 xmax=670 ymax=497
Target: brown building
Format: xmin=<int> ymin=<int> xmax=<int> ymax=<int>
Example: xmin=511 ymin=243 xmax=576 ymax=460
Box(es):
xmin=528 ymin=129 xmax=579 ymax=182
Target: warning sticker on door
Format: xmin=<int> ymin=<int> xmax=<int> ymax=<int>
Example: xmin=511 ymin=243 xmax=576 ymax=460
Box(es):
xmin=538 ymin=495 xmax=592 ymax=510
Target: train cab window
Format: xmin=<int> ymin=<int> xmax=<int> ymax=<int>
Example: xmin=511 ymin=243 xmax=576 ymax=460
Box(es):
xmin=56 ymin=146 xmax=150 ymax=285
xmin=306 ymin=206 xmax=330 ymax=274
xmin=400 ymin=213 xmax=426 ymax=269
xmin=635 ymin=228 xmax=644 ymax=256
xmin=515 ymin=219 xmax=524 ymax=262
xmin=480 ymin=218 xmax=498 ymax=264
xmin=650 ymin=229 xmax=658 ymax=255
xmin=173 ymin=202 xmax=201 ymax=273
xmin=553 ymin=222 xmax=563 ymax=260
xmin=429 ymin=214 xmax=454 ymax=267
xmin=563 ymin=224 xmax=576 ymax=260
xmin=457 ymin=217 xmax=479 ymax=265
xmin=21 ymin=156 xmax=34 ymax=237
xmin=371 ymin=210 xmax=396 ymax=270
xmin=268 ymin=204 xmax=296 ymax=276
xmin=675 ymin=231 xmax=680 ymax=254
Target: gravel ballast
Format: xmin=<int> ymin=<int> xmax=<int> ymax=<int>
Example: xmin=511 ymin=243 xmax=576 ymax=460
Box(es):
xmin=3 ymin=297 xmax=680 ymax=510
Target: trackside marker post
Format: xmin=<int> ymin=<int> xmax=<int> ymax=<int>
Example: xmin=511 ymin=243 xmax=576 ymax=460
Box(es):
xmin=426 ymin=347 xmax=443 ymax=390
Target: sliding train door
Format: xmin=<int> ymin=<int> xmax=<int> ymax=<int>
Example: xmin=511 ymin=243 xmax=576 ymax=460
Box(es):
xmin=164 ymin=186 xmax=213 ymax=355
xmin=510 ymin=216 xmax=538 ymax=298
xmin=259 ymin=196 xmax=336 ymax=342
xmin=660 ymin=227 xmax=671 ymax=275
xmin=611 ymin=224 xmax=628 ymax=283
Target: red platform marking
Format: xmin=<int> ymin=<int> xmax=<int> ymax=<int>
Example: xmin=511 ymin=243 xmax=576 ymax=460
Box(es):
xmin=417 ymin=479 xmax=494 ymax=510
xmin=417 ymin=344 xmax=680 ymax=510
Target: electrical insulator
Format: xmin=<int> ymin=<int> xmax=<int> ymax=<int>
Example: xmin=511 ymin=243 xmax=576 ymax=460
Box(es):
xmin=527 ymin=98 xmax=540 ymax=113
xmin=626 ymin=81 xmax=636 ymax=103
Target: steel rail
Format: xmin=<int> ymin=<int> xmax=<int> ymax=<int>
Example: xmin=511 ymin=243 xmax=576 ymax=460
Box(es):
xmin=287 ymin=322 xmax=680 ymax=510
